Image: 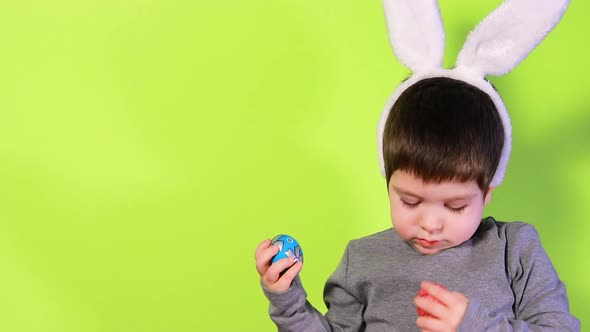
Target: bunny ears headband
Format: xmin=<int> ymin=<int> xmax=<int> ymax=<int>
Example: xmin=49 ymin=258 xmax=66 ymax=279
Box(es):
xmin=377 ymin=0 xmax=570 ymax=187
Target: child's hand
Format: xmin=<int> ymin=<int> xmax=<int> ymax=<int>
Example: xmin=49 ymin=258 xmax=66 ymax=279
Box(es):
xmin=255 ymin=239 xmax=303 ymax=292
xmin=414 ymin=281 xmax=469 ymax=332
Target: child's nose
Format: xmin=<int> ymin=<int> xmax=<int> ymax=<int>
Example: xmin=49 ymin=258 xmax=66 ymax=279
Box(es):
xmin=419 ymin=213 xmax=443 ymax=233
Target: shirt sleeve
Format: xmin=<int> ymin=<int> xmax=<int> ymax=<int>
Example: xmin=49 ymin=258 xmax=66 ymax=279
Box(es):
xmin=458 ymin=223 xmax=580 ymax=331
xmin=323 ymin=244 xmax=366 ymax=330
xmin=261 ymin=244 xmax=365 ymax=332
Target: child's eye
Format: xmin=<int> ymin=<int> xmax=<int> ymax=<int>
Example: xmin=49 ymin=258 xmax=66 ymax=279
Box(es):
xmin=446 ymin=205 xmax=467 ymax=213
xmin=401 ymin=199 xmax=420 ymax=209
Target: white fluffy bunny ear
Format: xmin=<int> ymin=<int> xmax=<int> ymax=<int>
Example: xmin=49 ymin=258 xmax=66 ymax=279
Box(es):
xmin=383 ymin=0 xmax=445 ymax=71
xmin=456 ymin=0 xmax=570 ymax=76
xmin=378 ymin=0 xmax=570 ymax=187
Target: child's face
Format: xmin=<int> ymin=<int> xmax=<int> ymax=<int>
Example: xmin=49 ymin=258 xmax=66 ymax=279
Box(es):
xmin=388 ymin=170 xmax=493 ymax=255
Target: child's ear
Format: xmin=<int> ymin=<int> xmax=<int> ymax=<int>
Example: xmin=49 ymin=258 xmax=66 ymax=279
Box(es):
xmin=484 ymin=187 xmax=495 ymax=205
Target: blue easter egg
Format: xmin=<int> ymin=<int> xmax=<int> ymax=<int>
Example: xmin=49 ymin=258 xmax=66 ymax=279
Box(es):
xmin=271 ymin=234 xmax=303 ymax=264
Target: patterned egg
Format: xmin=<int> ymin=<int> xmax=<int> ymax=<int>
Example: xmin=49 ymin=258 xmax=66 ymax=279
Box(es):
xmin=271 ymin=234 xmax=303 ymax=264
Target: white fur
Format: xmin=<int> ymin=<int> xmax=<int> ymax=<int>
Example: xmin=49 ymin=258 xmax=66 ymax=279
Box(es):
xmin=378 ymin=0 xmax=570 ymax=187
xmin=382 ymin=0 xmax=444 ymax=71
xmin=457 ymin=0 xmax=570 ymax=76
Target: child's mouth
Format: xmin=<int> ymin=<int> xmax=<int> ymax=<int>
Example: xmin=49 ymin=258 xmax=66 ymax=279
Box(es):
xmin=418 ymin=239 xmax=440 ymax=248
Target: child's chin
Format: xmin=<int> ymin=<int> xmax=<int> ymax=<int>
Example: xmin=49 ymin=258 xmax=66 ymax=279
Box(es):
xmin=413 ymin=243 xmax=445 ymax=255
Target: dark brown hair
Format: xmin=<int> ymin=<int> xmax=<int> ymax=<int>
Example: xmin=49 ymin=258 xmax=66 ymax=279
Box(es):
xmin=383 ymin=77 xmax=504 ymax=193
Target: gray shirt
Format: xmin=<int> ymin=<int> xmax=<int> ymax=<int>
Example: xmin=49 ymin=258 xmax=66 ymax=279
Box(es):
xmin=262 ymin=217 xmax=580 ymax=331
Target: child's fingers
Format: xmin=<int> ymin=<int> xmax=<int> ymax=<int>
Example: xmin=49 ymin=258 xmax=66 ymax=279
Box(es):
xmin=414 ymin=295 xmax=446 ymax=319
xmin=255 ymin=240 xmax=279 ymax=276
xmin=416 ymin=315 xmax=445 ymax=332
xmin=254 ymin=239 xmax=271 ymax=259
xmin=262 ymin=257 xmax=296 ymax=286
xmin=275 ymin=261 xmax=303 ymax=290
xmin=420 ymin=281 xmax=452 ymax=305
xmin=418 ymin=281 xmax=469 ymax=330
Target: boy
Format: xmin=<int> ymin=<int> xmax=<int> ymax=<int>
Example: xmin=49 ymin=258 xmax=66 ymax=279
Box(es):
xmin=255 ymin=0 xmax=579 ymax=331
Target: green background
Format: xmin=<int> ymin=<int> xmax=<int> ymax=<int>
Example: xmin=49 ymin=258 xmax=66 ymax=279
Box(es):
xmin=0 ymin=0 xmax=588 ymax=331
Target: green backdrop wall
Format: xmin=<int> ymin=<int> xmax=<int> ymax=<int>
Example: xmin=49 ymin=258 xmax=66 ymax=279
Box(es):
xmin=0 ymin=0 xmax=588 ymax=331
